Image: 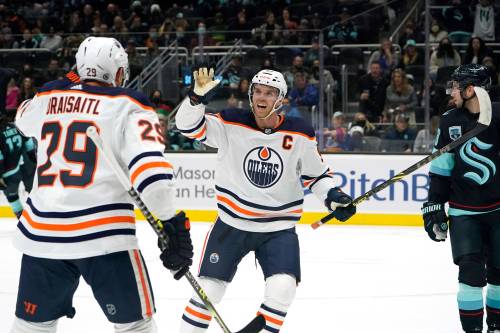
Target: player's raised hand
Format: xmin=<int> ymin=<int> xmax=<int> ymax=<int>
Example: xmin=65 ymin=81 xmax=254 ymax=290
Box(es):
xmin=188 ymin=67 xmax=220 ymax=105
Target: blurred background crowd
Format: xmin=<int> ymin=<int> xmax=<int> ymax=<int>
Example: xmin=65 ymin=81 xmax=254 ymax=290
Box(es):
xmin=0 ymin=0 xmax=499 ymax=153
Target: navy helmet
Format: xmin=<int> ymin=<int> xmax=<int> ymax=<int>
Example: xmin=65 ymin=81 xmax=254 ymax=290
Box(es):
xmin=447 ymin=63 xmax=491 ymax=94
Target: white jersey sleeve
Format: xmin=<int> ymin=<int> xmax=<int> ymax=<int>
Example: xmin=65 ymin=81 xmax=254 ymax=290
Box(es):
xmin=16 ymin=98 xmax=40 ymax=138
xmin=175 ymin=98 xmax=229 ymax=150
xmin=300 ymin=139 xmax=336 ymax=202
xmin=119 ymin=107 xmax=175 ymax=220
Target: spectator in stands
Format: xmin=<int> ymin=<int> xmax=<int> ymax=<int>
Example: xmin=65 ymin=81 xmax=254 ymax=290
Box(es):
xmin=288 ymin=72 xmax=319 ymax=107
xmin=473 ymin=0 xmax=495 ymax=41
xmin=68 ymin=11 xmax=83 ymax=34
xmin=463 ymin=36 xmax=492 ymax=65
xmin=126 ymin=39 xmax=143 ymax=80
xmin=159 ymin=17 xmax=175 ymax=45
xmin=359 ymin=62 xmax=389 ymax=123
xmin=234 ymin=78 xmax=250 ymax=102
xmin=323 ymin=111 xmax=350 ymax=151
xmin=418 ymin=78 xmax=449 ymax=118
xmin=81 ymin=4 xmax=94 ymax=33
xmin=308 ymin=59 xmax=336 ymax=95
xmin=367 ymin=37 xmax=399 ymax=76
xmin=150 ymin=89 xmax=172 ymax=114
xmin=229 ymin=9 xmax=252 ymax=42
xmin=224 ymin=55 xmax=248 ymax=91
xmin=129 ymin=14 xmax=147 ymax=45
xmin=398 ymin=20 xmax=423 ymax=49
xmin=261 ymin=58 xmax=277 ymax=71
xmin=0 ymin=27 xmax=15 ymax=49
xmin=14 ymin=29 xmax=39 ymax=49
xmin=255 ymin=10 xmax=282 ymax=46
xmin=327 ymin=7 xmax=358 ymax=45
xmin=385 ymin=68 xmax=418 ymax=123
xmin=6 ymin=78 xmax=20 ymax=114
xmin=18 ymin=77 xmax=36 ymax=104
xmin=304 ymin=36 xmax=322 ymax=68
xmin=44 ymin=59 xmax=63 ymax=82
xmin=482 ymin=56 xmax=499 ymax=86
xmin=209 ymin=12 xmax=228 ymax=45
xmin=401 ymin=39 xmax=423 ymax=67
xmin=40 ymin=26 xmax=63 ymax=52
xmin=222 ymin=94 xmax=244 ymax=113
xmin=156 ymin=108 xmax=170 ymax=150
xmin=280 ymin=7 xmax=298 ymax=44
xmin=382 ymin=114 xmax=416 ymax=153
xmin=348 ymin=111 xmax=379 ymax=137
xmin=429 ymin=18 xmax=448 ymax=43
xmin=20 ymin=63 xmax=42 ymax=87
xmin=149 ymin=4 xmax=164 ymax=27
xmin=442 ymin=0 xmax=473 ymax=34
xmin=296 ymin=18 xmax=311 ymax=45
xmin=283 ymin=55 xmax=307 ymax=90
xmin=102 ymin=3 xmax=121 ymax=28
xmin=112 ymin=15 xmax=128 ymax=45
xmin=413 ymin=115 xmax=440 ymax=153
xmin=430 ymin=37 xmax=461 ymax=77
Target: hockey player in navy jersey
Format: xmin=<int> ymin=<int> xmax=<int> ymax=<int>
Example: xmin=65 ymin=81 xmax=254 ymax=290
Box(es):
xmin=422 ymin=64 xmax=500 ymax=333
xmin=11 ymin=37 xmax=193 ymax=333
xmin=0 ymin=114 xmax=36 ymax=218
xmin=176 ymin=68 xmax=356 ymax=332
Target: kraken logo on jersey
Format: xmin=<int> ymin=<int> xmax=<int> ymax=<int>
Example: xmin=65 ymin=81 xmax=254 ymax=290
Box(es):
xmin=243 ymin=146 xmax=283 ymax=188
xmin=459 ymin=137 xmax=496 ymax=185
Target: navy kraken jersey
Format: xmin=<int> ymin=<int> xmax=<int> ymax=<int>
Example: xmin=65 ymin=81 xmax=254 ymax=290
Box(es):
xmin=0 ymin=123 xmax=35 ymax=178
xmin=429 ymin=104 xmax=499 ymax=216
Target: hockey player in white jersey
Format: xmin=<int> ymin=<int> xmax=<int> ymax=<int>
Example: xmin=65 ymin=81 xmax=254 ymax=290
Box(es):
xmin=11 ymin=37 xmax=193 ymax=333
xmin=175 ymin=68 xmax=356 ymax=332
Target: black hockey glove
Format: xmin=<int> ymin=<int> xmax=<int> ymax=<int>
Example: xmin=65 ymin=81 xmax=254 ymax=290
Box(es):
xmin=421 ymin=202 xmax=448 ymax=242
xmin=158 ymin=211 xmax=193 ymax=280
xmin=188 ymin=67 xmax=220 ymax=106
xmin=325 ymin=187 xmax=356 ymax=222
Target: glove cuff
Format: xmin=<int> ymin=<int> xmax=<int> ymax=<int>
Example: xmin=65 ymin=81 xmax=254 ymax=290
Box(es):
xmin=188 ymin=90 xmax=204 ymax=106
xmin=421 ymin=202 xmax=443 ymax=214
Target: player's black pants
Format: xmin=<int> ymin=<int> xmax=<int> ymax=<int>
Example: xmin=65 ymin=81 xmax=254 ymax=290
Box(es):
xmin=450 ymin=210 xmax=500 ymax=332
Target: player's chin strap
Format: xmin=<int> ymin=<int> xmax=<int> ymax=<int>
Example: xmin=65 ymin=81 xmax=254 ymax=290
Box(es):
xmin=250 ymin=98 xmax=283 ymax=120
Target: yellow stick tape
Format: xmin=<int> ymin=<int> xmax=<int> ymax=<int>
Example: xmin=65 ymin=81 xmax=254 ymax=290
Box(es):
xmin=0 ymin=207 xmax=421 ymax=227
xmin=134 ymin=209 xmax=423 ymax=227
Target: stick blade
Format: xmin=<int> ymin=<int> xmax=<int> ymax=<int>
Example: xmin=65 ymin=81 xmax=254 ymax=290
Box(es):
xmin=235 ymin=314 xmax=266 ymax=333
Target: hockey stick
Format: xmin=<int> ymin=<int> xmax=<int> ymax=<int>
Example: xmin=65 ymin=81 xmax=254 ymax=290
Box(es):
xmin=312 ymin=87 xmax=493 ymax=229
xmin=86 ymin=127 xmax=265 ymax=333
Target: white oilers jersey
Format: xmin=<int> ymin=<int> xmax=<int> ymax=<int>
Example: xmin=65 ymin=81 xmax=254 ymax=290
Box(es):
xmin=176 ymin=99 xmax=336 ymax=232
xmin=14 ymin=74 xmax=175 ymax=259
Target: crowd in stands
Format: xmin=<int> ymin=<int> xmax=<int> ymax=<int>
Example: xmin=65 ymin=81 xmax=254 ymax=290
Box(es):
xmin=1 ymin=0 xmax=499 ymax=153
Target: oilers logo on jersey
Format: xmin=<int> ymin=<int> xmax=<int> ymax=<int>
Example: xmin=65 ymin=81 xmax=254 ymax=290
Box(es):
xmin=243 ymin=146 xmax=283 ymax=188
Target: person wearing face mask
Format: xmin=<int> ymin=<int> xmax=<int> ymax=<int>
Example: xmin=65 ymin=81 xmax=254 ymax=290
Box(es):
xmin=430 ymin=38 xmax=462 ymax=76
xmin=429 ymin=19 xmax=448 ymax=43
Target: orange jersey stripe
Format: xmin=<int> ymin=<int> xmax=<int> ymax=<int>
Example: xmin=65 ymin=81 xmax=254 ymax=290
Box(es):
xmin=131 ymin=161 xmax=173 ymax=184
xmin=185 ymin=306 xmax=212 ymax=321
xmin=215 ymin=114 xmax=315 ymax=140
xmin=257 ymin=312 xmax=284 ymax=326
xmin=36 ymin=90 xmax=155 ymax=112
xmin=133 ymin=250 xmax=153 ymax=317
xmin=217 ymin=195 xmax=302 ymax=217
xmin=186 ymin=124 xmax=207 ymax=139
xmin=22 ymin=210 xmax=135 ymax=231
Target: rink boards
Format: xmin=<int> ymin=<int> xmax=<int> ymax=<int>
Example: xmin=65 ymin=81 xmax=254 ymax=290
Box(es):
xmin=0 ymin=153 xmax=430 ymax=226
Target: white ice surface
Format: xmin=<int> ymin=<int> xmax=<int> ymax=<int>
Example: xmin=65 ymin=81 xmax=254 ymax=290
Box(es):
xmin=0 ymin=219 xmax=463 ymax=333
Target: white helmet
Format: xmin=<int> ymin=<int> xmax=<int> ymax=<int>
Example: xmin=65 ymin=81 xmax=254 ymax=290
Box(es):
xmin=76 ymin=37 xmax=129 ymax=87
xmin=248 ymin=69 xmax=287 ymax=119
